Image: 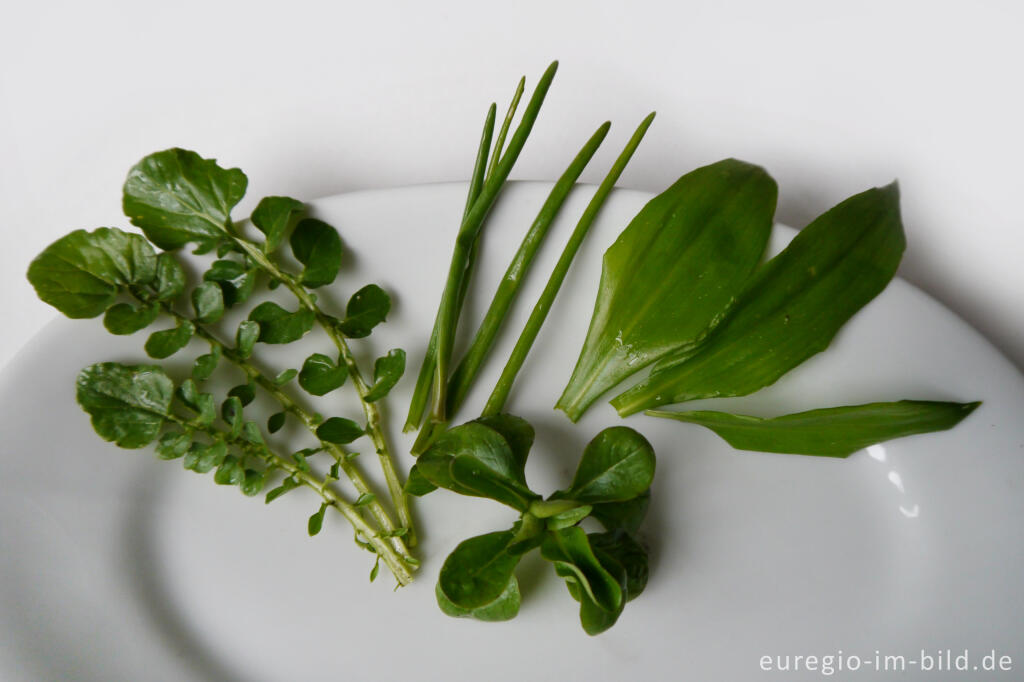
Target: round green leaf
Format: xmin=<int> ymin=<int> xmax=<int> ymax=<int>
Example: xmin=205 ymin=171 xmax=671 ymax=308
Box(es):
xmin=145 ymin=320 xmax=195 ymax=359
xmin=290 ymin=218 xmax=342 ymax=288
xmin=153 ymin=252 xmax=186 ymax=301
xmin=235 ymin=320 xmax=259 ymax=358
xmin=248 ymin=301 xmax=315 ymax=344
xmin=438 ymin=530 xmax=522 ymax=610
xmin=316 ymin=417 xmax=364 ymax=444
xmin=566 ymin=426 xmax=655 ymax=503
xmin=103 ymin=302 xmax=160 ymax=335
xmin=298 ymin=353 xmax=348 ymax=396
xmin=252 ymin=196 xmax=304 ymax=253
xmin=364 ymin=349 xmax=405 ymax=403
xmin=75 ymin=363 xmax=173 ymax=448
xmin=336 ymin=284 xmax=390 ymax=338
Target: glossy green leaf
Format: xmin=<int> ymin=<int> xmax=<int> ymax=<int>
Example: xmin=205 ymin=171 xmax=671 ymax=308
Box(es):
xmin=248 ymin=301 xmax=314 ymax=344
xmin=273 ymin=368 xmax=297 ymax=385
xmin=214 ymin=455 xmax=244 ymax=485
xmin=290 ymin=218 xmax=342 ymax=288
xmin=589 ymin=530 xmax=649 ymax=602
xmin=298 ymin=353 xmax=347 ymax=396
xmin=204 ymin=259 xmax=256 ymax=307
xmin=472 ymin=414 xmax=534 ymax=474
xmin=241 ymin=469 xmax=265 ymax=497
xmin=251 ymin=196 xmax=304 ymax=253
xmin=265 ymin=477 xmax=299 ymax=504
xmin=235 ymin=320 xmax=259 ymax=358
xmin=228 ymin=383 xmax=255 ymax=406
xmin=647 ymin=400 xmax=981 ymax=457
xmin=541 ymin=526 xmax=622 ymax=614
xmin=267 ymin=411 xmax=286 ymax=434
xmin=556 ymin=160 xmax=776 ymax=421
xmin=565 ymin=427 xmax=655 ymax=503
xmin=589 ymin=490 xmax=650 ymax=535
xmin=155 ymin=430 xmax=191 ymax=460
xmin=364 ymin=349 xmax=405 ymax=402
xmin=144 ymin=319 xmax=194 ymax=359
xmin=316 ymin=417 xmax=364 ymax=444
xmin=153 ymin=252 xmax=186 ymax=301
xmin=436 ymin=575 xmax=521 ymax=622
xmin=336 ymin=284 xmax=390 ymax=338
xmin=27 ymin=228 xmax=157 ymax=319
xmin=76 ymin=363 xmax=173 ymax=448
xmin=404 ymin=464 xmax=438 ymax=497
xmin=613 ymin=183 xmax=906 ymax=415
xmin=103 ymin=302 xmax=160 ymax=335
xmin=192 ymin=345 xmax=221 ymax=382
xmin=221 ymin=395 xmax=243 ymax=436
xmin=308 ymin=502 xmax=327 ymax=536
xmin=191 ymin=282 xmax=225 ymax=324
xmin=123 ymin=148 xmax=247 ymax=250
xmin=184 ymin=441 xmax=227 ymax=473
xmin=438 ymin=530 xmax=522 ymax=610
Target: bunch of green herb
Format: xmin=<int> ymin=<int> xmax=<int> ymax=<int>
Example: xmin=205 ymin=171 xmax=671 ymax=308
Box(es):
xmin=27 ymin=149 xmax=417 ymax=585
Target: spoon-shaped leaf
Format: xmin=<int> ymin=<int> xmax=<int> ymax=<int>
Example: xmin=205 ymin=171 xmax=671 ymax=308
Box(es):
xmin=564 ymin=426 xmax=655 ymax=504
xmin=436 ymin=575 xmax=520 ymax=622
xmin=438 ymin=530 xmax=522 ymax=610
xmin=76 ymin=363 xmax=174 ymax=448
xmin=613 ymin=182 xmax=906 ymax=415
xmin=647 ymin=400 xmax=980 ymax=457
xmin=557 ymin=159 xmax=777 ymax=421
xmin=541 ymin=526 xmax=623 ymax=615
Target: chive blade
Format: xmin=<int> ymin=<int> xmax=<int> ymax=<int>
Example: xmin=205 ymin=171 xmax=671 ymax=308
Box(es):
xmin=486 ymin=77 xmax=526 ymax=182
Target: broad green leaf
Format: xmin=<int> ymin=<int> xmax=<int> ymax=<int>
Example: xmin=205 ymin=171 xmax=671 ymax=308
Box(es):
xmin=204 ymin=259 xmax=256 ymax=307
xmin=192 ymin=345 xmax=221 ymax=382
xmin=251 ymin=196 xmax=304 ymax=253
xmin=191 ymin=282 xmax=225 ymax=324
xmin=438 ymin=530 xmax=522 ymax=610
xmin=153 ymin=252 xmax=185 ymax=301
xmin=336 ymin=284 xmax=390 ymax=338
xmin=565 ymin=427 xmax=655 ymax=503
xmin=540 ymin=526 xmax=622 ymax=615
xmin=557 ymin=160 xmax=777 ymax=420
xmin=290 ymin=218 xmax=342 ymax=288
xmin=145 ymin=319 xmax=194 ymax=359
xmin=472 ymin=413 xmax=534 ymax=474
xmin=123 ymin=148 xmax=247 ymax=250
xmin=589 ymin=530 xmax=649 ymax=602
xmin=436 ymin=575 xmax=521 ymax=622
xmin=103 ymin=302 xmax=160 ymax=335
xmin=235 ymin=320 xmax=259 ymax=358
xmin=76 ymin=363 xmax=173 ymax=448
xmin=417 ymin=421 xmax=539 ymax=511
xmin=248 ymin=301 xmax=314 ymax=344
xmin=298 ymin=353 xmax=347 ymax=396
xmin=647 ymin=400 xmax=981 ymax=457
xmin=364 ymin=349 xmax=405 ymax=402
xmin=589 ymin=490 xmax=650 ymax=535
xmin=404 ymin=464 xmax=438 ymax=497
xmin=316 ymin=417 xmax=364 ymax=444
xmin=155 ymin=430 xmax=191 ymax=460
xmin=27 ymin=228 xmax=157 ymax=318
xmin=613 ymin=183 xmax=906 ymax=415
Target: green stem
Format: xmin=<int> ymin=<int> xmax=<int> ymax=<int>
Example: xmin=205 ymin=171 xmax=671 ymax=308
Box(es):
xmin=482 ymin=112 xmax=656 ymax=417
xmin=486 ymin=77 xmax=526 ymax=181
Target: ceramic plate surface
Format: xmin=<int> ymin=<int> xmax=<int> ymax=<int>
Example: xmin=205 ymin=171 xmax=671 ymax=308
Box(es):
xmin=2 ymin=183 xmax=1021 ymax=681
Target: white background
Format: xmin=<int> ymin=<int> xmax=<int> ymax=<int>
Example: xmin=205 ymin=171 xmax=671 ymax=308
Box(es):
xmin=2 ymin=0 xmax=1022 ymax=371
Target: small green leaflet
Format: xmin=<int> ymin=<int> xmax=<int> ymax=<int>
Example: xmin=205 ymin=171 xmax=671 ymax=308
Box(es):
xmin=336 ymin=284 xmax=390 ymax=338
xmin=155 ymin=431 xmax=191 ymax=460
xmin=76 ymin=363 xmax=173 ymax=448
xmin=248 ymin=301 xmax=315 ymax=344
xmin=364 ymin=349 xmax=405 ymax=402
xmin=103 ymin=302 xmax=159 ymax=335
xmin=235 ymin=320 xmax=259 ymax=358
xmin=308 ymin=502 xmax=328 ymax=536
xmin=191 ymin=281 xmax=225 ymax=324
xmin=145 ymin=319 xmax=195 ymax=359
xmin=192 ymin=345 xmax=222 ymax=382
xmin=290 ymin=218 xmax=342 ymax=288
xmin=647 ymin=400 xmax=981 ymax=457
xmin=153 ymin=252 xmax=185 ymax=301
xmin=204 ymin=259 xmax=256 ymax=307
xmin=251 ymin=196 xmax=304 ymax=253
xmin=298 ymin=353 xmax=348 ymax=396
xmin=316 ymin=417 xmax=364 ymax=444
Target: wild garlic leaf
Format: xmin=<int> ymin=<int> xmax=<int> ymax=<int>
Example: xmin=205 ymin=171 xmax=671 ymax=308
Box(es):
xmin=316 ymin=417 xmax=364 ymax=444
xmin=557 ymin=159 xmax=777 ymax=421
xmin=298 ymin=353 xmax=348 ymax=396
xmin=647 ymin=400 xmax=981 ymax=457
xmin=103 ymin=302 xmax=160 ymax=335
xmin=438 ymin=530 xmax=522 ymax=610
xmin=235 ymin=320 xmax=259 ymax=358
xmin=436 ymin=575 xmax=520 ymax=622
xmin=76 ymin=363 xmax=174 ymax=448
xmin=540 ymin=526 xmax=623 ymax=616
xmin=204 ymin=259 xmax=256 ymax=307
xmin=248 ymin=302 xmax=315 ymax=344
xmin=145 ymin=319 xmax=195 ymax=359
xmin=27 ymin=228 xmax=157 ymax=318
xmin=251 ymin=196 xmax=304 ymax=253
xmin=613 ymin=183 xmax=906 ymax=415
xmin=153 ymin=252 xmax=186 ymax=301
xmin=364 ymin=349 xmax=405 ymax=402
xmin=290 ymin=218 xmax=342 ymax=288
xmin=123 ymin=148 xmax=248 ymax=250
xmin=565 ymin=427 xmax=655 ymax=504
xmin=336 ymin=284 xmax=390 ymax=338
xmin=191 ymin=281 xmax=225 ymax=324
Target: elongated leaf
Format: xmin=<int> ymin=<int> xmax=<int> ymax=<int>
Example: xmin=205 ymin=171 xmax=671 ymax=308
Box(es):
xmin=248 ymin=301 xmax=314 ymax=344
xmin=436 ymin=575 xmax=520 ymax=622
xmin=290 ymin=218 xmax=342 ymax=288
xmin=298 ymin=353 xmax=347 ymax=396
xmin=336 ymin=284 xmax=390 ymax=338
xmin=364 ymin=349 xmax=405 ymax=402
xmin=144 ymin=319 xmax=195 ymax=359
xmin=613 ymin=183 xmax=906 ymax=415
xmin=565 ymin=427 xmax=655 ymax=504
xmin=103 ymin=302 xmax=160 ymax=335
xmin=28 ymin=228 xmax=157 ymax=318
xmin=438 ymin=530 xmax=521 ymax=610
xmin=252 ymin=196 xmax=304 ymax=253
xmin=76 ymin=363 xmax=173 ymax=448
xmin=123 ymin=148 xmax=247 ymax=250
xmin=557 ymin=159 xmax=777 ymax=421
xmin=541 ymin=526 xmax=622 ymax=615
xmin=647 ymin=400 xmax=980 ymax=457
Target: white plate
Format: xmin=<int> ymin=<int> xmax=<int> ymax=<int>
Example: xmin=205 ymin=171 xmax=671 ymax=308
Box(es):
xmin=2 ymin=183 xmax=1022 ymax=681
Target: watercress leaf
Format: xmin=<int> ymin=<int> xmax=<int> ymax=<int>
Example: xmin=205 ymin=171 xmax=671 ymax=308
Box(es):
xmin=589 ymin=490 xmax=651 ymax=535
xmin=436 ymin=575 xmax=521 ymax=622
xmin=123 ymin=148 xmax=247 ymax=250
xmin=192 ymin=345 xmax=221 ymax=382
xmin=471 ymin=414 xmax=534 ymax=474
xmin=144 ymin=319 xmax=195 ymax=359
xmin=241 ymin=469 xmax=265 ymax=496
xmin=153 ymin=252 xmax=186 ymax=301
xmin=438 ymin=530 xmax=522 ymax=610
xmin=252 ymin=196 xmax=304 ymax=253
xmin=194 ymin=441 xmax=227 ymax=473
xmin=290 ymin=218 xmax=342 ymax=288
xmin=193 ymin=393 xmax=216 ymax=427
xmin=155 ymin=431 xmax=191 ymax=460
xmin=235 ymin=321 xmax=259 ymax=358
xmin=268 ymin=411 xmax=286 ymax=434
xmin=308 ymin=502 xmax=327 ymax=536
xmin=336 ymin=284 xmax=390 ymax=338
xmin=103 ymin=302 xmax=160 ymax=335
xmin=265 ymin=478 xmax=298 ymax=504
xmin=589 ymin=530 xmax=649 ymax=602
xmin=27 ymin=228 xmax=157 ymax=318
xmin=228 ymin=383 xmax=255 ymax=407
xmin=242 ymin=421 xmax=264 ymax=445
xmin=298 ymin=353 xmax=348 ymax=396
xmin=354 ymin=493 xmax=376 ymax=507
xmin=646 ymin=400 xmax=981 ymax=457
xmin=612 ymin=183 xmax=907 ymax=415
xmin=191 ymin=281 xmax=225 ymax=324
xmin=566 ymin=427 xmax=655 ymax=504
xmin=214 ymin=455 xmax=244 ymax=485
xmin=404 ymin=464 xmax=438 ymax=497
xmin=76 ymin=363 xmax=173 ymax=448
xmin=540 ymin=526 xmax=622 ymax=615
xmin=248 ymin=301 xmax=314 ymax=344
xmin=204 ymin=259 xmax=256 ymax=307
xmin=221 ymin=396 xmax=243 ymax=436
xmin=177 ymin=378 xmax=200 ymax=408
xmin=557 ymin=159 xmax=777 ymax=421
xmin=316 ymin=417 xmax=364 ymax=444
xmin=273 ymin=368 xmax=297 ymax=385
xmin=364 ymin=349 xmax=405 ymax=402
